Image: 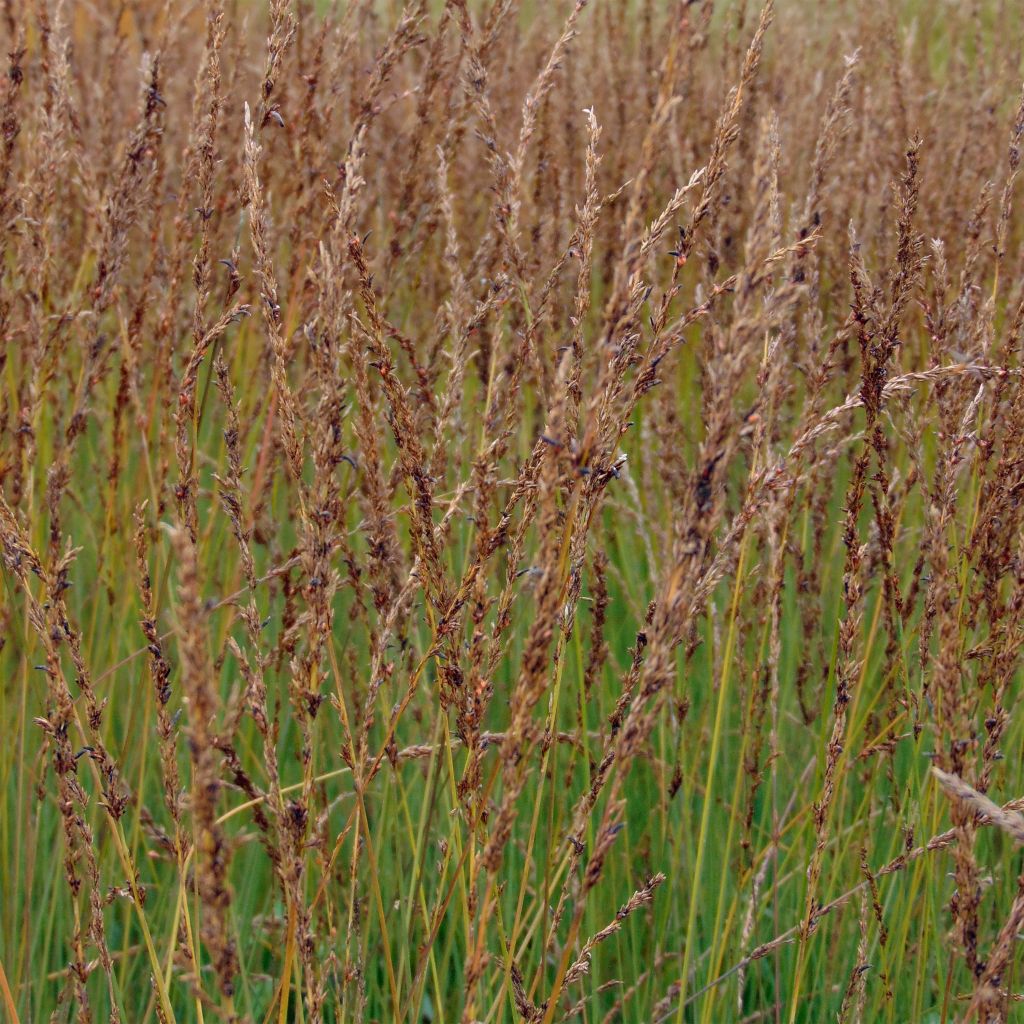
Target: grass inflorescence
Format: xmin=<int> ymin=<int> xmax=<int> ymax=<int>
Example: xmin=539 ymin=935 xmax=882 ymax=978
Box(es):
xmin=4 ymin=1 xmax=1024 ymax=1021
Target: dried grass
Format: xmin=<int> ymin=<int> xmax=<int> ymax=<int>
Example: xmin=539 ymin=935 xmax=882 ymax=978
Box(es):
xmin=4 ymin=1 xmax=1024 ymax=1021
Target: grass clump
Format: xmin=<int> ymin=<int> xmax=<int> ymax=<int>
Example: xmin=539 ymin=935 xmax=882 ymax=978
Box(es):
xmin=4 ymin=1 xmax=1024 ymax=1021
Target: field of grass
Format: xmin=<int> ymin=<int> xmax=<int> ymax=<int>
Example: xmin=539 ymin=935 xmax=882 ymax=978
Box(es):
xmin=4 ymin=0 xmax=1024 ymax=1021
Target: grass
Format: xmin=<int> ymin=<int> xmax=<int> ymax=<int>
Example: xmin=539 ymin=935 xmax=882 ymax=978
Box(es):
xmin=4 ymin=0 xmax=1024 ymax=1021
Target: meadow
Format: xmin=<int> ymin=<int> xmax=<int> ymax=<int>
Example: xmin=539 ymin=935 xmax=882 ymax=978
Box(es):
xmin=4 ymin=0 xmax=1024 ymax=1020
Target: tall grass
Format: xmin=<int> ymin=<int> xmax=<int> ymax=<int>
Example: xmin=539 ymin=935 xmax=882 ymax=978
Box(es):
xmin=3 ymin=1 xmax=1024 ymax=1021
